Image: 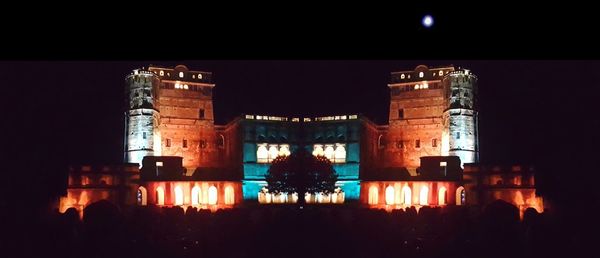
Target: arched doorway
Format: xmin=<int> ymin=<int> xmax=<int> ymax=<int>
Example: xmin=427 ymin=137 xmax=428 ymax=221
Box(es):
xmin=402 ymin=185 xmax=412 ymax=205
xmin=174 ymin=186 xmax=184 ymax=206
xmin=156 ymin=187 xmax=165 ymax=206
xmin=208 ymin=185 xmax=218 ymax=205
xmin=368 ymin=186 xmax=379 ymax=205
xmin=191 ymin=185 xmax=201 ymax=205
xmin=137 ymin=186 xmax=147 ymax=206
xmin=456 ymin=186 xmax=465 ymax=205
xmin=225 ymin=186 xmax=235 ymax=205
xmin=419 ymin=186 xmax=429 ymax=205
xmin=438 ymin=186 xmax=447 ymax=206
xmin=385 ymin=185 xmax=395 ymax=205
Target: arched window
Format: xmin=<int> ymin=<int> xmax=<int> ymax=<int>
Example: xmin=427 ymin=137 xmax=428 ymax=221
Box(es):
xmin=402 ymin=185 xmax=412 ymax=205
xmin=137 ymin=186 xmax=148 ymax=206
xmin=438 ymin=186 xmax=447 ymax=205
xmin=217 ymin=134 xmax=225 ymax=148
xmin=419 ymin=186 xmax=429 ymax=205
xmin=456 ymin=186 xmax=466 ymax=205
xmin=394 ymin=185 xmax=402 ymax=205
xmin=268 ymin=145 xmax=279 ymax=161
xmin=377 ymin=135 xmax=385 ymax=149
xmin=208 ymin=186 xmax=218 ymax=205
xmin=368 ymin=186 xmax=379 ymax=205
xmin=225 ymin=186 xmax=235 ymax=205
xmin=257 ymin=144 xmax=268 ymax=163
xmin=385 ymin=185 xmax=395 ymax=205
xmin=324 ymin=145 xmax=335 ymax=160
xmin=312 ymin=145 xmax=324 ymax=156
xmin=334 ymin=145 xmax=346 ymax=163
xmin=278 ymin=144 xmax=290 ymax=157
xmin=156 ymin=187 xmax=165 ymax=206
xmin=174 ymin=186 xmax=184 ymax=206
xmin=191 ymin=185 xmax=201 ymax=205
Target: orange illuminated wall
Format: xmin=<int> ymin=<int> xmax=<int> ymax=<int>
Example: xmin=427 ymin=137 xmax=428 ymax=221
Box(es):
xmin=385 ymin=66 xmax=455 ymax=168
xmin=141 ymin=181 xmax=243 ymax=208
xmin=148 ymin=65 xmax=219 ymax=173
xmin=360 ymin=181 xmax=461 ymax=209
xmin=59 ymin=164 xmax=140 ymax=216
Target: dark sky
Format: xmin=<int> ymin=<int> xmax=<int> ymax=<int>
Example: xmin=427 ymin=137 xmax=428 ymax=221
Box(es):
xmin=4 ymin=61 xmax=600 ymax=202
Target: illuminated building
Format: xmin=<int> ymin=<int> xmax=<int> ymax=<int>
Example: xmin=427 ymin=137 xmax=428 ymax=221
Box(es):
xmin=60 ymin=64 xmax=545 ymax=215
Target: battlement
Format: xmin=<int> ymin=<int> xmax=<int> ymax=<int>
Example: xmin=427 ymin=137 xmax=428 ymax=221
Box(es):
xmin=389 ymin=65 xmax=455 ymax=84
xmin=445 ymin=69 xmax=478 ymax=80
xmin=148 ymin=65 xmax=213 ymax=85
xmin=242 ymin=114 xmax=360 ymax=122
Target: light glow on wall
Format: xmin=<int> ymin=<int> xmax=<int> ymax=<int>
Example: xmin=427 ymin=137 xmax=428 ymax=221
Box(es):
xmin=441 ymin=131 xmax=450 ymax=156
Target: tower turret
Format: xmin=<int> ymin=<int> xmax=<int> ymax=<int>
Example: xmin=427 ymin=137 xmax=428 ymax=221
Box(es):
xmin=441 ymin=69 xmax=478 ymax=166
xmin=124 ymin=68 xmax=161 ymax=165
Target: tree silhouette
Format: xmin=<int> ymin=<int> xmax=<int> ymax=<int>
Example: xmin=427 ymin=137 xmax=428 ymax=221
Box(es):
xmin=265 ymin=148 xmax=338 ymax=204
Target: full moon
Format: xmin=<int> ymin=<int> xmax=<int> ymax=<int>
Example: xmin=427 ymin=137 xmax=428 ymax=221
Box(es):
xmin=422 ymin=15 xmax=434 ymax=28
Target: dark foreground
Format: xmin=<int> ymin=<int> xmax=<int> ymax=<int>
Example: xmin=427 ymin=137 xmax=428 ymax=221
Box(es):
xmin=11 ymin=200 xmax=592 ymax=258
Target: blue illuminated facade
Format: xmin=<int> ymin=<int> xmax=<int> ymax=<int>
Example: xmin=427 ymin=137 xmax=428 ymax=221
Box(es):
xmin=237 ymin=115 xmax=363 ymax=200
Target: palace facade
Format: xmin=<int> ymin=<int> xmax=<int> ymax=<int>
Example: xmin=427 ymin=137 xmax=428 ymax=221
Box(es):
xmin=59 ymin=64 xmax=544 ymax=216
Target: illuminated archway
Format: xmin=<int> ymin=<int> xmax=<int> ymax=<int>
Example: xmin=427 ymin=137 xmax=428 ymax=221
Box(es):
xmin=312 ymin=145 xmax=324 ymax=156
xmin=438 ymin=186 xmax=447 ymax=205
xmin=174 ymin=186 xmax=184 ymax=206
xmin=419 ymin=186 xmax=429 ymax=205
xmin=402 ymin=185 xmax=412 ymax=205
xmin=456 ymin=186 xmax=465 ymax=205
xmin=368 ymin=186 xmax=379 ymax=205
xmin=394 ymin=184 xmax=402 ymax=205
xmin=137 ymin=186 xmax=147 ymax=206
xmin=156 ymin=187 xmax=165 ymax=206
xmin=225 ymin=186 xmax=235 ymax=205
xmin=257 ymin=145 xmax=268 ymax=163
xmin=268 ymin=145 xmax=279 ymax=161
xmin=208 ymin=185 xmax=218 ymax=205
xmin=191 ymin=185 xmax=201 ymax=205
xmin=218 ymin=134 xmax=225 ymax=148
xmin=385 ymin=185 xmax=395 ymax=205
xmin=334 ymin=145 xmax=346 ymax=163
xmin=324 ymin=145 xmax=335 ymax=160
xmin=377 ymin=135 xmax=384 ymax=149
xmin=279 ymin=144 xmax=290 ymax=157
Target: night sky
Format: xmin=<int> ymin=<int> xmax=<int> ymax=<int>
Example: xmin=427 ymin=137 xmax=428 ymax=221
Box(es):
xmin=4 ymin=60 xmax=600 ymax=205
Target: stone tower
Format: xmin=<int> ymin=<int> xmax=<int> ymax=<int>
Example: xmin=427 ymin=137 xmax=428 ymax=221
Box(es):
xmin=441 ymin=68 xmax=478 ymax=166
xmin=386 ymin=65 xmax=455 ymax=169
xmin=124 ymin=68 xmax=162 ymax=165
xmin=147 ymin=65 xmax=217 ymax=174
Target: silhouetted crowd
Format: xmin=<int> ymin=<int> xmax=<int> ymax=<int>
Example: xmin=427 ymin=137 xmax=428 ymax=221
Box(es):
xmin=13 ymin=200 xmax=594 ymax=258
